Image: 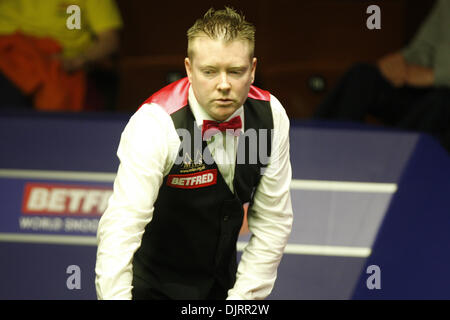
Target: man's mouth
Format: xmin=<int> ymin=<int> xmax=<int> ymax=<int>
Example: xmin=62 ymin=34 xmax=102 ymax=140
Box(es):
xmin=215 ymin=98 xmax=233 ymax=104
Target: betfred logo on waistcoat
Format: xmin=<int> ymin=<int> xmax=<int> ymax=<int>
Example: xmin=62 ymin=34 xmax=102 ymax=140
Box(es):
xmin=22 ymin=183 xmax=112 ymax=216
xmin=167 ymin=169 xmax=217 ymax=189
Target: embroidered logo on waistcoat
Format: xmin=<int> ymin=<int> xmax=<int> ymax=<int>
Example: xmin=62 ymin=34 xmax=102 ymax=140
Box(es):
xmin=180 ymin=150 xmax=206 ymax=173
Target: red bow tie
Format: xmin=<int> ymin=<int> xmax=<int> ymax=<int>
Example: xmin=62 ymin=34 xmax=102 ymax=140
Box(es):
xmin=202 ymin=116 xmax=242 ymax=140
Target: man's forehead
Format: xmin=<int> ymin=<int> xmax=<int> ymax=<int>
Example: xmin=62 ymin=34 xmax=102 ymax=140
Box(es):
xmin=189 ymin=36 xmax=253 ymax=52
xmin=193 ymin=56 xmax=251 ymax=68
xmin=188 ymin=37 xmax=254 ymax=63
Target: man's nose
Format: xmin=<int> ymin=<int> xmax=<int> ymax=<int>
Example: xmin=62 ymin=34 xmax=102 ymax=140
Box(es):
xmin=217 ymin=72 xmax=231 ymax=92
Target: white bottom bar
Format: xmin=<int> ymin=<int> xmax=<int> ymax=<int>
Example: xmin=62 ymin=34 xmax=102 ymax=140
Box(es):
xmin=0 ymin=233 xmax=97 ymax=246
xmin=0 ymin=233 xmax=371 ymax=258
xmin=0 ymin=169 xmax=396 ymax=194
xmin=238 ymin=242 xmax=371 ymax=258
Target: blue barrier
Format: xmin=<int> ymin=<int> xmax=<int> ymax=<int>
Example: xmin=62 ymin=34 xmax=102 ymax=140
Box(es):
xmin=0 ymin=112 xmax=449 ymax=299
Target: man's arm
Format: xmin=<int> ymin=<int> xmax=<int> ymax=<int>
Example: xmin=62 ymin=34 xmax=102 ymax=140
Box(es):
xmin=61 ymin=0 xmax=123 ymax=72
xmin=60 ymin=29 xmax=120 ymax=72
xmin=95 ymin=104 xmax=175 ymax=299
xmin=227 ymin=95 xmax=293 ymax=300
xmin=402 ymin=0 xmax=450 ymax=87
xmin=377 ymin=52 xmax=408 ymax=87
xmin=377 ymin=53 xmax=435 ymax=88
xmin=405 ymin=64 xmax=435 ymax=87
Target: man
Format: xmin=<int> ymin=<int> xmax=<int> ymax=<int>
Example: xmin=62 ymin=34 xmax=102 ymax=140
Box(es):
xmin=314 ymin=0 xmax=450 ymax=151
xmin=95 ymin=7 xmax=293 ymax=300
xmin=0 ymin=0 xmax=122 ymax=111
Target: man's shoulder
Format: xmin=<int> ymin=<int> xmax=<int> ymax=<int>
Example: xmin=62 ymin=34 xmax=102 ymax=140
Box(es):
xmin=139 ymin=77 xmax=190 ymax=115
xmin=248 ymin=85 xmax=271 ymax=102
xmin=247 ymin=86 xmax=286 ymax=119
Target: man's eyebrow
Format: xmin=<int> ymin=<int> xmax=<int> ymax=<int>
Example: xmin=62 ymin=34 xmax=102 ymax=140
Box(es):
xmin=198 ymin=65 xmax=247 ymax=70
xmin=228 ymin=66 xmax=248 ymax=70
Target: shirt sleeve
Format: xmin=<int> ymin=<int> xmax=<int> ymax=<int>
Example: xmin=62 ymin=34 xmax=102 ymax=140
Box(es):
xmin=85 ymin=0 xmax=123 ymax=34
xmin=402 ymin=0 xmax=450 ymax=87
xmin=227 ymin=95 xmax=294 ymax=300
xmin=95 ymin=104 xmax=177 ymax=300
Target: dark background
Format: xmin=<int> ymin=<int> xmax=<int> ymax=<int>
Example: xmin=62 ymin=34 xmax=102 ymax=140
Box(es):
xmin=113 ymin=0 xmax=436 ymax=118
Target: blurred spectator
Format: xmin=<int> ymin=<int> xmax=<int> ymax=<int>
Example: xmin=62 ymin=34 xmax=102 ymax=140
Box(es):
xmin=0 ymin=0 xmax=122 ymax=111
xmin=314 ymin=0 xmax=450 ymax=152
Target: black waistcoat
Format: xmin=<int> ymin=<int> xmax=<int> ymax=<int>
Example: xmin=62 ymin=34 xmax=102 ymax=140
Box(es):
xmin=131 ymin=79 xmax=273 ymax=300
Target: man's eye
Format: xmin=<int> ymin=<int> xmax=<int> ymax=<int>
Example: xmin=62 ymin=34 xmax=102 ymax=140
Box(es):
xmin=203 ymin=70 xmax=215 ymax=75
xmin=229 ymin=70 xmax=244 ymax=75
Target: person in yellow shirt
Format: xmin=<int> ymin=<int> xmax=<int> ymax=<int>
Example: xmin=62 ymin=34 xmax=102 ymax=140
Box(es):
xmin=0 ymin=0 xmax=123 ymax=110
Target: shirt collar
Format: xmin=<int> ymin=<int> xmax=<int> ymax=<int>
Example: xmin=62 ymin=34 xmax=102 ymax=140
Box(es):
xmin=188 ymin=86 xmax=244 ymax=130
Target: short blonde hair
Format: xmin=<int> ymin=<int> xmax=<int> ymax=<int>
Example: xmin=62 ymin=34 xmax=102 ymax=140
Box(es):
xmin=187 ymin=7 xmax=255 ymax=59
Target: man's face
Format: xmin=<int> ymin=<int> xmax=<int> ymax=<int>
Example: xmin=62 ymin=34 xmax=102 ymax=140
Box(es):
xmin=185 ymin=37 xmax=257 ymax=121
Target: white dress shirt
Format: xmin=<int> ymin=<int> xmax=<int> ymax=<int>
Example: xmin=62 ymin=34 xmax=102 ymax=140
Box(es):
xmin=95 ymin=86 xmax=293 ymax=300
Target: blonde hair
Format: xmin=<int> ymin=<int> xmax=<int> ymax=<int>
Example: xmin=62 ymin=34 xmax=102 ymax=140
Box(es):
xmin=187 ymin=7 xmax=255 ymax=59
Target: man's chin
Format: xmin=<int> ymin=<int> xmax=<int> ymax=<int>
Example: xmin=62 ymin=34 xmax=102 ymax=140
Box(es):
xmin=210 ymin=105 xmax=238 ymax=121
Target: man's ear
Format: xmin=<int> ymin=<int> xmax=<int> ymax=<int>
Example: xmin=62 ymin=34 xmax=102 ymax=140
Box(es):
xmin=251 ymin=57 xmax=257 ymax=84
xmin=185 ymin=57 xmax=192 ymax=83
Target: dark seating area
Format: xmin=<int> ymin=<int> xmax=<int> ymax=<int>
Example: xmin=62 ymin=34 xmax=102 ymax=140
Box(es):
xmin=114 ymin=0 xmax=435 ymax=118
